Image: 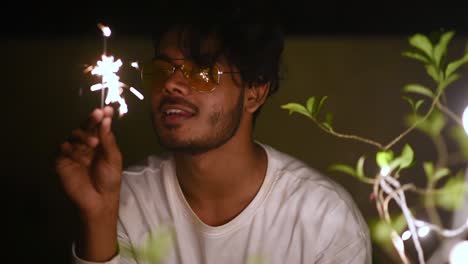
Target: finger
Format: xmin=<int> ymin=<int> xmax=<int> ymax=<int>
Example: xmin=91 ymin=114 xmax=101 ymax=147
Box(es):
xmin=59 ymin=141 xmax=94 ymax=167
xmin=99 ymin=114 xmax=122 ymax=165
xmin=71 ymin=129 xmax=99 ymax=148
xmin=80 ymin=108 xmax=105 ymax=132
xmin=102 ymin=106 xmax=114 ymax=118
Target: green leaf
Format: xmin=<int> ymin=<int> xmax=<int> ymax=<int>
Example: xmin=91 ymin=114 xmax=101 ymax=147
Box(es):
xmin=423 ymin=162 xmax=435 ymax=182
xmin=369 ymin=213 xmax=408 ymax=249
xmin=446 ymin=53 xmax=468 ymax=78
xmin=440 ymin=73 xmax=460 ymax=91
xmin=356 ymin=156 xmax=366 ymax=179
xmin=402 ymin=84 xmax=434 ymax=98
xmin=433 ymin=31 xmax=455 ymax=67
xmin=322 ymin=122 xmax=332 ymax=130
xmin=322 ymin=113 xmax=334 ymax=129
xmin=281 ymin=103 xmax=312 ymax=118
xmin=434 ymin=172 xmax=467 ymax=210
xmin=376 ymin=151 xmax=394 ymax=168
xmin=398 ymin=144 xmax=414 ymax=169
xmin=306 ymin=97 xmax=316 ymax=114
xmin=329 ymin=164 xmax=357 ymax=177
xmin=409 ymin=34 xmax=433 ymax=58
xmin=316 ymin=96 xmax=328 ymax=115
xmin=402 ymin=51 xmax=430 ymax=64
xmin=405 ymin=111 xmax=446 ymax=137
xmin=425 ymin=64 xmax=440 ymax=82
xmin=402 ymin=96 xmax=414 ymax=109
xmin=434 ymin=167 xmax=450 ymax=182
xmin=122 ymin=226 xmax=174 ymax=263
xmin=414 ymin=99 xmax=424 ymax=113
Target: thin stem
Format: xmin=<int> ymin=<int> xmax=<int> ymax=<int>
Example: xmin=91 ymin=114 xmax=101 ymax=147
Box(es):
xmin=436 ymin=100 xmax=464 ymax=127
xmin=424 ymin=181 xmax=443 ymax=229
xmin=433 ymin=135 xmax=448 ymax=169
xmin=310 ymin=117 xmax=384 ymax=149
xmin=383 ymin=91 xmax=442 ymax=151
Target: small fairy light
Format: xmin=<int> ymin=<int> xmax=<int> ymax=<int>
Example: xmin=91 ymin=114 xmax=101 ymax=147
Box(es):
xmin=462 ymin=106 xmax=468 ymax=135
xmin=86 ymin=23 xmax=144 ymax=116
xmin=401 ymin=230 xmax=412 ymax=241
xmin=417 ymin=225 xmax=430 ymax=238
xmin=449 ymin=241 xmax=468 ymax=264
xmin=380 ymin=165 xmax=390 ymax=177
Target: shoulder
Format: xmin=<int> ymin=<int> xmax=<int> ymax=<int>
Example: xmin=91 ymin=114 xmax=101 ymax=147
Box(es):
xmin=264 ymin=143 xmax=354 ymax=203
xmin=263 ymin=143 xmax=369 ymax=235
xmin=262 ymin=144 xmax=371 ymax=259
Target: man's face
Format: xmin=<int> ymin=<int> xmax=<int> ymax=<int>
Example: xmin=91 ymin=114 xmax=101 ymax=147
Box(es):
xmin=149 ymin=30 xmax=245 ymax=154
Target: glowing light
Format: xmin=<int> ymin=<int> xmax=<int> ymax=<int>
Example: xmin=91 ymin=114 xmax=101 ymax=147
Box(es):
xmin=86 ymin=24 xmax=144 ymax=116
xmin=130 ymin=87 xmax=144 ymax=100
xmin=418 ymin=226 xmax=430 ymax=237
xmin=380 ymin=166 xmax=390 ymax=177
xmin=462 ymin=106 xmax=468 ymax=135
xmin=98 ymin=23 xmax=111 ymax=37
xmin=401 ymin=230 xmax=412 ymax=240
xmin=131 ymin=62 xmax=139 ymax=69
xmin=449 ymin=241 xmax=468 ymax=264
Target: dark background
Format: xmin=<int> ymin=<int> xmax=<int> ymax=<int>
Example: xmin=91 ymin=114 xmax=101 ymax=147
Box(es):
xmin=4 ymin=2 xmax=468 ymax=263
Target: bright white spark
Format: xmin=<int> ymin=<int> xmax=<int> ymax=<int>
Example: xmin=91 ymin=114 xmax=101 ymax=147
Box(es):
xmin=462 ymin=106 xmax=468 ymax=135
xmin=87 ymin=24 xmax=144 ymax=116
xmin=131 ymin=62 xmax=139 ymax=69
xmin=130 ymin=87 xmax=144 ymax=100
xmin=98 ymin=23 xmax=111 ymax=37
xmin=89 ymin=55 xmax=142 ymax=116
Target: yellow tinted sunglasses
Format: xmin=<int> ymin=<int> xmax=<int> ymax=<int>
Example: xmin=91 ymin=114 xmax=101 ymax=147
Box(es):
xmin=141 ymin=59 xmax=239 ymax=93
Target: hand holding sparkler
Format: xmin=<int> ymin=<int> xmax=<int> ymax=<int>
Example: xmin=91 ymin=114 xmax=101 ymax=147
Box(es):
xmin=55 ymin=106 xmax=122 ymax=261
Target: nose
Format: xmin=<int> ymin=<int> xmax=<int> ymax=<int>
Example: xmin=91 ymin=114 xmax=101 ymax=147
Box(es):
xmin=162 ymin=68 xmax=192 ymax=96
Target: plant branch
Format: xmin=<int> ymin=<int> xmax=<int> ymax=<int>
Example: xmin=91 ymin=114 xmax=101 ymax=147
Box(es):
xmin=310 ymin=117 xmax=385 ymax=149
xmin=436 ymin=100 xmax=464 ymax=127
xmin=383 ymin=91 xmax=442 ymax=151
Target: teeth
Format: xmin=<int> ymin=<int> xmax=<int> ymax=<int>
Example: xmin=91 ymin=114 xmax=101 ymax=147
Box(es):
xmin=165 ymin=109 xmax=184 ymax=115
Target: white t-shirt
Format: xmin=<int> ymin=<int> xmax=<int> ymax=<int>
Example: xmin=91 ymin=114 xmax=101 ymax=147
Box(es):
xmin=74 ymin=143 xmax=371 ymax=264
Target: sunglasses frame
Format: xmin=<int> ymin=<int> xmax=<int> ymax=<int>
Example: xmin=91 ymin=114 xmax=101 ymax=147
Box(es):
xmin=141 ymin=58 xmax=239 ymax=93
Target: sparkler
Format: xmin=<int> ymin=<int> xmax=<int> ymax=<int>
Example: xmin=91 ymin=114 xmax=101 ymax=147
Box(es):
xmin=85 ymin=23 xmax=144 ymax=116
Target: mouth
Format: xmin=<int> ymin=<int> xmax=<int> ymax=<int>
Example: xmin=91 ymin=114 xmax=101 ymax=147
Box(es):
xmin=160 ymin=104 xmax=197 ymax=126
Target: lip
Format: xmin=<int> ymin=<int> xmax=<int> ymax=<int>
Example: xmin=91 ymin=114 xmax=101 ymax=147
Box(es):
xmin=159 ymin=104 xmax=197 ymax=126
xmin=160 ymin=104 xmax=196 ymax=115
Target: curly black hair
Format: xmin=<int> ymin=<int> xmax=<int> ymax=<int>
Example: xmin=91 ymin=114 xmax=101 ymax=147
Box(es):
xmin=150 ymin=6 xmax=285 ymax=101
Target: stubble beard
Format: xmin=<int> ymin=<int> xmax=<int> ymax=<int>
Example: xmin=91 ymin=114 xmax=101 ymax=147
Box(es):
xmin=152 ymin=89 xmax=244 ymax=155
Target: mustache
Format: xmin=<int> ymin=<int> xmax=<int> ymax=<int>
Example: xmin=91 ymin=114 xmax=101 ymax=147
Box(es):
xmin=158 ymin=96 xmax=199 ymax=113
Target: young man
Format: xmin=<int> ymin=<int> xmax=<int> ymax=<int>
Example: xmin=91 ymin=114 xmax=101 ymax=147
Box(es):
xmin=56 ymin=22 xmax=371 ymax=264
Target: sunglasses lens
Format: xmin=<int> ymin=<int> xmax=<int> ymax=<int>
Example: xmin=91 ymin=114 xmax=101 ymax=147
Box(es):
xmin=141 ymin=59 xmax=218 ymax=93
xmin=188 ymin=66 xmax=216 ymax=92
xmin=142 ymin=60 xmax=173 ymax=91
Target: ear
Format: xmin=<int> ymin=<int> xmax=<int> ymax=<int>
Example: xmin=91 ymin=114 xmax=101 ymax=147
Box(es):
xmin=244 ymin=82 xmax=270 ymax=114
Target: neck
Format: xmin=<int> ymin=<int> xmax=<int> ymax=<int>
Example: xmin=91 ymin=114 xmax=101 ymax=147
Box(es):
xmin=174 ymin=138 xmax=267 ymax=203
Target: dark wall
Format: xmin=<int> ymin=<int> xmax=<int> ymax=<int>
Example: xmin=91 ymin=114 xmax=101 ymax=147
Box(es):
xmin=5 ymin=34 xmax=467 ymax=263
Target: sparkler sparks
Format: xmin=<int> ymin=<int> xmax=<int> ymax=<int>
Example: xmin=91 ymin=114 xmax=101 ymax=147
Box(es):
xmin=86 ymin=23 xmax=144 ymax=116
